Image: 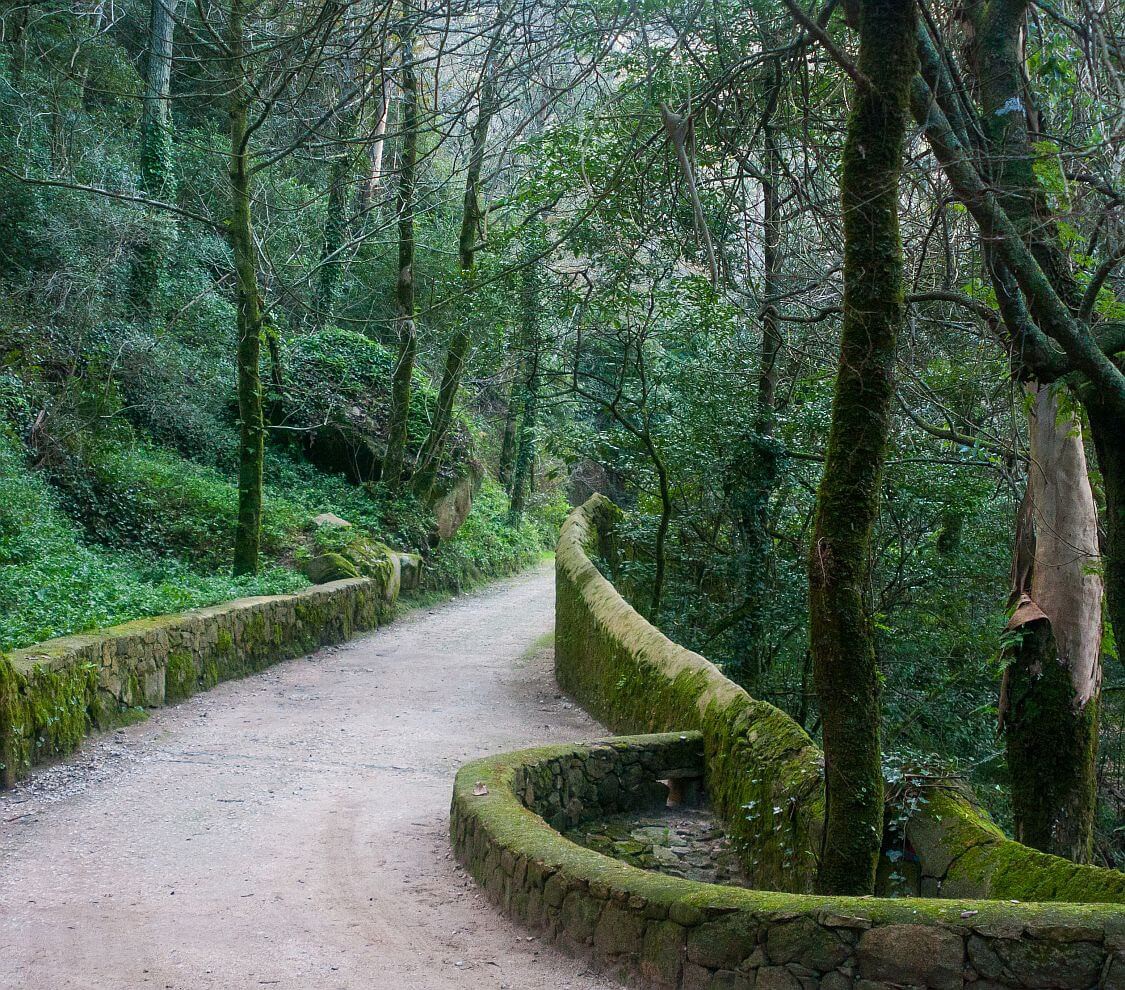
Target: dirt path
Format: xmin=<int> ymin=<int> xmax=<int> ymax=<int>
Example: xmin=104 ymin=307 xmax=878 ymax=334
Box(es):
xmin=0 ymin=565 xmax=620 ymax=990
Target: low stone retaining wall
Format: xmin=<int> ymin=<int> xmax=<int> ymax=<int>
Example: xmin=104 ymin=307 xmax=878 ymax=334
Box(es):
xmin=452 ymin=734 xmax=1125 ymax=990
xmin=0 ymin=575 xmax=394 ymax=786
xmin=556 ymin=494 xmax=824 ymax=892
xmin=554 ymin=495 xmax=1125 ymax=904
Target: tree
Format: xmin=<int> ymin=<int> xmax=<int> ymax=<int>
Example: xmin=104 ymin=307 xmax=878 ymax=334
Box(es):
xmin=132 ymin=0 xmax=180 ymax=310
xmin=507 ymin=246 xmax=542 ymax=522
xmin=413 ymin=70 xmax=498 ymax=498
xmin=228 ymin=0 xmax=265 ymax=576
xmin=382 ymin=13 xmax=419 ymax=492
xmin=1000 ymin=386 xmax=1103 ymax=860
xmin=806 ymin=0 xmax=916 ymax=895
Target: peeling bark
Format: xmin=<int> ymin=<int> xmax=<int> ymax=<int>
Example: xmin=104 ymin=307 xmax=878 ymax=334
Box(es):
xmin=1000 ymin=385 xmax=1102 ymax=861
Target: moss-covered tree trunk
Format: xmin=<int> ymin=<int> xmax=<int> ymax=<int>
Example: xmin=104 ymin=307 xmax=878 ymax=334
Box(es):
xmin=807 ymin=0 xmax=916 ymax=896
xmin=382 ymin=23 xmax=418 ymax=492
xmin=413 ymin=74 xmax=497 ymax=498
xmin=1088 ymin=400 xmax=1125 ymax=673
xmin=313 ymin=127 xmax=355 ymax=330
xmin=228 ymin=0 xmax=264 ymax=576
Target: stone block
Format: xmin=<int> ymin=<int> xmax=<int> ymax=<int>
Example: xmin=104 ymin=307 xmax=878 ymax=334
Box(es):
xmin=857 ymin=925 xmax=964 ymax=990
xmin=1103 ymin=951 xmax=1125 ymax=990
xmin=687 ymin=915 xmax=757 ymax=969
xmin=594 ymin=903 xmax=644 ymax=959
xmin=711 ymin=969 xmax=752 ymax=990
xmin=755 ymin=966 xmax=802 ymax=990
xmin=561 ymin=891 xmax=602 ymax=944
xmin=991 ymin=937 xmax=1102 ymax=989
xmin=641 ymin=920 xmax=686 ymax=986
xmin=767 ymin=916 xmax=851 ymax=971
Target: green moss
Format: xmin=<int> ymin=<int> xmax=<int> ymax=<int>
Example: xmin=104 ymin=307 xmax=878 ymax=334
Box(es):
xmin=450 ymin=734 xmax=1125 ymax=950
xmin=557 ymin=496 xmax=1125 ymax=905
xmin=1 ymin=579 xmax=394 ymax=788
xmin=306 ymin=552 xmax=360 ymax=584
xmin=0 ymin=653 xmax=96 ymax=786
xmin=1004 ymin=621 xmax=1098 ymax=861
xmin=165 ymin=650 xmax=196 ymax=702
xmin=555 ymin=496 xmax=822 ymax=891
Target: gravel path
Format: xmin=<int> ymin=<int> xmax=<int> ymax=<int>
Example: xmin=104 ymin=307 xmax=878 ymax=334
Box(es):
xmin=0 ymin=565 xmax=619 ymax=990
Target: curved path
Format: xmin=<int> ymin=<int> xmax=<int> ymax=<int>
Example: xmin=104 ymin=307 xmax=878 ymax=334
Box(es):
xmin=0 ymin=565 xmax=618 ymax=990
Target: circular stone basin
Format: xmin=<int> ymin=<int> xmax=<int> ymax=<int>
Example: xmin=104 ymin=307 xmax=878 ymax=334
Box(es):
xmin=564 ymin=803 xmax=752 ymax=888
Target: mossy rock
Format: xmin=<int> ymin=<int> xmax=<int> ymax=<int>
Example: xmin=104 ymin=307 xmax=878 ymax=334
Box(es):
xmin=306 ymin=552 xmax=360 ymax=584
xmin=397 ymin=552 xmax=423 ymax=592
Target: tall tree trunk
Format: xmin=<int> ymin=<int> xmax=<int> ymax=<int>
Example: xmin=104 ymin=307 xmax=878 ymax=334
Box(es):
xmin=808 ymin=0 xmax=916 ymax=896
xmin=959 ymin=0 xmax=1108 ymax=858
xmin=382 ymin=24 xmax=418 ymax=492
xmin=1000 ymin=385 xmax=1102 ymax=861
xmin=358 ymin=79 xmax=390 ymax=216
xmin=413 ymin=74 xmax=497 ymax=498
xmin=757 ymin=77 xmax=782 ymax=423
xmin=313 ymin=139 xmax=353 ymax=329
xmin=498 ymin=377 xmax=521 ymax=489
xmin=132 ymin=0 xmax=179 ymax=310
xmin=228 ymin=0 xmax=264 ymax=576
xmin=507 ymin=257 xmax=541 ymax=523
xmin=140 ymin=0 xmax=177 ymax=199
xmin=730 ymin=57 xmax=784 ymax=689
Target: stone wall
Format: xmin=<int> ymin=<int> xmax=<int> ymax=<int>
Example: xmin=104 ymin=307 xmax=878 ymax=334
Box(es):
xmin=1 ymin=575 xmax=394 ymax=786
xmin=555 ymin=494 xmax=824 ymax=892
xmin=554 ymin=495 xmax=1125 ymax=904
xmin=451 ymin=734 xmax=1125 ymax=990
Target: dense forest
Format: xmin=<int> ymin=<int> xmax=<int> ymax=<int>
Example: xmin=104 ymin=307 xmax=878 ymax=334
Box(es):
xmin=0 ymin=0 xmax=1122 ymax=894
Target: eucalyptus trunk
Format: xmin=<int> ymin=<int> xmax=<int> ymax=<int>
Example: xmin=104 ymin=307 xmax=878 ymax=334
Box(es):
xmin=912 ymin=18 xmax=1125 ymax=654
xmin=1000 ymin=386 xmax=1102 ymax=862
xmin=808 ymin=0 xmax=916 ymax=895
xmin=730 ymin=56 xmax=784 ymax=689
xmin=961 ymin=0 xmax=1106 ymax=858
xmin=382 ymin=27 xmax=418 ymax=491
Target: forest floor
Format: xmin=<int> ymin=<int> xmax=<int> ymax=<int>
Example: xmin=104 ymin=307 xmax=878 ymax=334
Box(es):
xmin=0 ymin=564 xmax=619 ymax=990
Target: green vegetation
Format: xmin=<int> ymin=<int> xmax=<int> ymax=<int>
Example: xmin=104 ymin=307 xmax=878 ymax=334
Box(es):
xmin=0 ymin=424 xmax=304 ymax=650
xmin=1 ymin=0 xmax=1123 ymax=903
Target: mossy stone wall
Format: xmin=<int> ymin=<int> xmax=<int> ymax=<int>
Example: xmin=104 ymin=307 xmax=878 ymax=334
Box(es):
xmin=451 ymin=735 xmax=1125 ymax=990
xmin=1 ymin=576 xmax=393 ymax=786
xmin=555 ymin=495 xmax=1125 ymax=905
xmin=556 ymin=494 xmax=824 ymax=892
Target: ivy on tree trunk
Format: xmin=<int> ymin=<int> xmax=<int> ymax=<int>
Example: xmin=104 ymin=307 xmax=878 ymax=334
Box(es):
xmin=808 ymin=0 xmax=916 ymax=896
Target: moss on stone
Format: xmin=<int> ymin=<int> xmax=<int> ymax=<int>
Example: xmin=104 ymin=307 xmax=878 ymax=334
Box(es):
xmin=449 ymin=733 xmax=1123 ymax=990
xmin=0 ymin=653 xmax=96 ymax=786
xmin=1 ymin=576 xmax=394 ymax=788
xmin=555 ymin=495 xmax=1125 ymax=906
xmin=165 ymin=650 xmax=197 ymax=702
